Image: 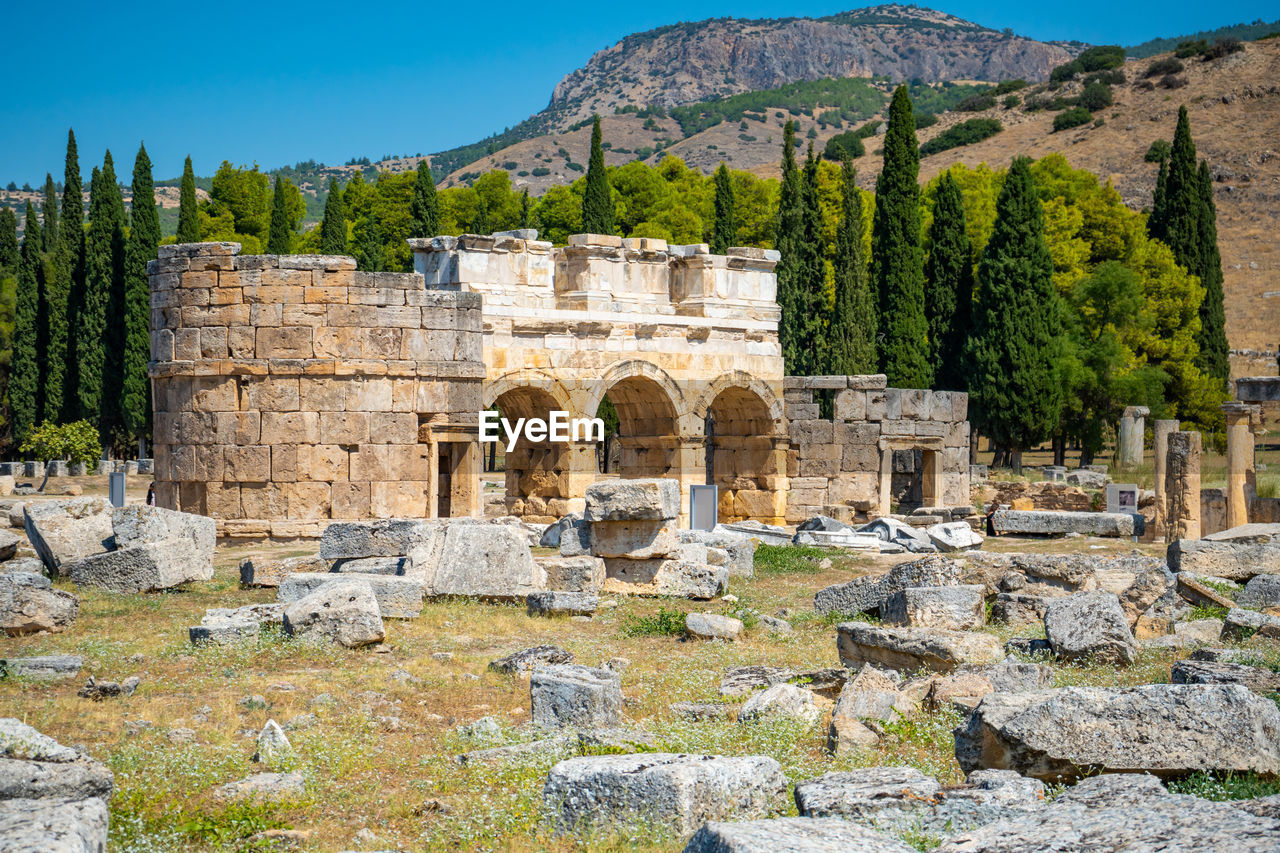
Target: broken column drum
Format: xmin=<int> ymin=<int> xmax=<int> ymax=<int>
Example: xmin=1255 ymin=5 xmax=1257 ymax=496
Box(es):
xmin=148 ymin=243 xmax=485 ymax=539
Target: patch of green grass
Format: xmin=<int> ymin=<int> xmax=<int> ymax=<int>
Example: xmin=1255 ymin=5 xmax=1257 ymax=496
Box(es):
xmin=753 ymin=544 xmax=827 ymax=575
xmin=620 ymin=606 xmax=688 ymax=638
xmin=1169 ymin=771 xmax=1280 ymax=801
xmin=1189 ymin=604 xmax=1230 ymax=621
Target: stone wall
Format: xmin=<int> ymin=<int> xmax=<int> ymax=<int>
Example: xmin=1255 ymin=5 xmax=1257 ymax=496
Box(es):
xmin=783 ymin=375 xmax=970 ymax=523
xmin=148 ymin=242 xmax=484 ymax=539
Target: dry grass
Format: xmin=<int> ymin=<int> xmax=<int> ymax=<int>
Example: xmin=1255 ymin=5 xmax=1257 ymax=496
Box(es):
xmin=3 ymin=538 xmax=1279 ymax=851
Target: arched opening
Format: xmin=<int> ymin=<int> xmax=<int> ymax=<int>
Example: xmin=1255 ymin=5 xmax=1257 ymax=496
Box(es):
xmin=491 ymin=386 xmax=571 ymax=522
xmin=601 ymin=376 xmax=680 ymax=481
xmin=705 ymin=385 xmax=783 ymax=522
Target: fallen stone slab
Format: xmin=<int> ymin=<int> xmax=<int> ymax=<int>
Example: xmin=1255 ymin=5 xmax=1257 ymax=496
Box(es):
xmin=0 ymin=718 xmax=114 ymax=802
xmin=0 ymin=557 xmax=45 ymax=575
xmin=488 ymin=645 xmax=574 ymax=675
xmin=584 ymin=478 xmax=680 ymax=522
xmin=189 ymin=603 xmax=287 ymax=645
xmin=683 ymin=817 xmax=915 ymax=853
xmin=110 ymin=505 xmax=215 ymax=578
xmin=1192 ymin=646 xmax=1273 ymax=664
xmin=527 ymin=591 xmax=598 ymax=617
xmin=792 ymin=529 xmax=883 ymax=549
xmin=0 ymin=529 xmax=20 ymax=563
xmin=1043 ymin=591 xmax=1138 ymax=665
xmin=0 ymin=796 xmax=109 ymax=853
xmin=455 ymin=736 xmax=575 ymax=767
xmin=926 ymin=663 xmax=1053 ymax=712
xmin=1175 ymin=572 xmax=1236 ymax=609
xmin=1239 ymin=573 xmax=1280 ymax=609
xmin=77 ymin=675 xmax=140 ymax=701
xmin=331 ymin=556 xmax=409 ymax=575
xmin=590 ymin=520 xmax=679 ymax=559
xmin=23 ymin=498 xmax=114 ymax=575
xmin=0 ymin=655 xmax=82 ymax=681
xmin=716 ymin=521 xmax=791 ymax=547
xmin=602 ymin=558 xmax=727 ymax=600
xmin=0 ymin=572 xmax=78 ymax=636
xmin=719 ymin=666 xmax=796 ymax=697
xmin=954 ymin=684 xmax=1280 ymax=781
xmin=837 ymin=623 xmax=1005 ymax=673
xmin=795 ymin=766 xmax=1046 ymax=839
xmin=882 ymin=584 xmax=985 ymax=630
xmin=796 ymin=515 xmax=856 ymax=534
xmin=859 ymin=517 xmax=936 ymax=553
xmin=425 ymin=522 xmax=544 ymax=599
xmin=278 ymin=573 xmax=424 ymax=618
xmin=558 ymin=516 xmax=592 ymax=557
xmin=990 ymin=593 xmax=1048 ymax=625
xmin=1168 ymin=525 xmax=1280 ymax=581
xmin=238 ymin=554 xmax=327 ymax=587
xmin=212 ymin=771 xmax=306 ymax=802
xmin=543 ymin=753 xmax=786 ymax=835
xmin=319 ymin=518 xmax=436 ymax=560
xmin=67 ymin=540 xmax=206 ymax=594
xmin=814 ymin=556 xmax=960 ymax=617
xmin=536 ymin=556 xmax=604 ymax=593
xmin=678 ymin=530 xmax=757 ymax=578
xmin=932 ymin=772 xmax=1280 ymax=853
xmin=686 ymin=613 xmax=742 ymax=641
xmin=1223 ymin=607 xmax=1280 ymax=639
xmin=1171 ymin=659 xmax=1280 ymax=693
xmin=738 ymin=683 xmax=820 ymax=725
xmin=531 ymin=664 xmax=622 ymax=729
xmin=281 ymin=580 xmax=385 ymax=648
xmin=992 ymin=510 xmax=1140 ymax=538
xmin=828 ymin=665 xmax=914 ymax=754
xmin=927 ymin=521 xmax=984 ymax=552
xmin=540 ymin=513 xmax=582 ymax=549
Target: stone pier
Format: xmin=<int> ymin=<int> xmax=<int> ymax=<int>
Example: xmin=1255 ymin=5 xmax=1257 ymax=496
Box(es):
xmin=1164 ymin=430 xmax=1201 ymax=542
xmin=1152 ymin=419 xmax=1180 ymax=537
xmin=1223 ymin=402 xmax=1261 ymax=530
xmin=1117 ymin=406 xmax=1149 ymax=467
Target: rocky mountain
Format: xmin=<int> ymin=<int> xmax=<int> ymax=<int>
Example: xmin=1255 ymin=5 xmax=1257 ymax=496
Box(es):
xmin=546 ymin=5 xmax=1077 ymax=129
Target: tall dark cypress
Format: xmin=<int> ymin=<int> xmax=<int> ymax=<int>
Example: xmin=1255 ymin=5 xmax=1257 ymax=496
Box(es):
xmin=41 ymin=174 xmax=59 ymax=252
xmin=711 ymin=164 xmax=737 ymax=254
xmin=519 ymin=188 xmax=531 ymax=229
xmin=61 ymin=130 xmax=85 ymax=423
xmin=775 ymin=122 xmax=806 ymax=373
xmin=12 ymin=204 xmax=42 ymax=445
xmin=78 ymin=157 xmax=125 ymax=432
xmin=98 ymin=153 xmax=128 ymax=440
xmin=122 ymin=144 xmax=159 ymax=447
xmin=354 ymin=213 xmax=385 ymax=272
xmin=176 ymin=155 xmax=200 ymax=243
xmin=1195 ymin=160 xmax=1229 ymax=384
xmin=409 ymin=161 xmax=439 ymax=238
xmin=826 ymin=156 xmax=877 ymax=374
xmin=320 ymin=179 xmax=346 ymax=254
xmin=472 ymin=198 xmax=490 ymax=235
xmin=41 ymin=182 xmax=73 ymax=425
xmin=924 ymin=172 xmax=974 ymax=391
xmin=872 ymin=85 xmax=931 ymax=388
xmin=966 ymin=157 xmax=1063 ymax=470
xmin=581 ymin=116 xmax=614 ymax=234
xmin=267 ymin=176 xmax=293 ymax=254
xmin=0 ymin=209 xmax=17 ymax=271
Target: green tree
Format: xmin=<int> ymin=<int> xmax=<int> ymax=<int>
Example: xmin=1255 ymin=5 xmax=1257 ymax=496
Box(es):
xmin=872 ymin=85 xmax=931 ymax=388
xmin=11 ymin=205 xmax=42 ymax=445
xmin=41 ymin=174 xmax=59 ymax=252
xmin=966 ymin=157 xmax=1064 ymax=471
xmin=924 ymin=171 xmax=974 ymax=391
xmin=409 ymin=160 xmax=439 ymax=238
xmin=61 ymin=130 xmax=85 ymax=423
xmin=1194 ymin=159 xmax=1229 ymax=385
xmin=267 ymin=175 xmax=294 ymax=254
xmin=122 ymin=143 xmax=159 ymax=449
xmin=353 ymin=211 xmax=385 ymax=272
xmin=825 ymin=156 xmax=877 ymax=374
xmin=319 ymin=179 xmax=346 ymax=254
xmin=40 ymin=210 xmax=72 ymax=425
xmin=711 ymin=164 xmax=737 ymax=254
xmin=581 ymin=116 xmax=614 ymax=234
xmin=471 ymin=198 xmax=490 ymax=234
xmin=774 ymin=125 xmax=824 ymax=375
xmin=519 ymin=188 xmax=531 ymax=228
xmin=20 ymin=420 xmax=102 ymax=491
xmin=0 ymin=208 xmax=17 ymax=271
xmin=77 ymin=155 xmax=126 ymax=433
xmin=176 ymin=155 xmax=200 ymax=243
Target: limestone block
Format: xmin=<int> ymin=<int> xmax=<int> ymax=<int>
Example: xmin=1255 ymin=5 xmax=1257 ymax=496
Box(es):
xmin=589 ymin=520 xmax=678 ymax=559
xmin=833 ymin=389 xmax=866 ymax=421
xmin=530 ymin=664 xmax=622 ymax=729
xmin=224 ymin=446 xmax=272 ymax=483
xmin=584 ymin=478 xmax=680 ymax=521
xmin=287 ymin=482 xmax=332 ymax=519
xmin=281 ymin=579 xmax=385 ymax=647
xmin=278 ymin=572 xmax=424 ymax=618
xmin=882 ymin=585 xmax=985 ymax=630
xmin=370 ymin=481 xmax=428 ymax=517
xmin=368 ymin=412 xmax=418 ymax=444
xmin=537 ymin=555 xmax=605 ymax=593
xmin=319 ymin=411 xmax=370 ymax=445
xmin=330 ymin=482 xmax=372 ymax=519
xmin=260 ymin=411 xmax=320 ymax=445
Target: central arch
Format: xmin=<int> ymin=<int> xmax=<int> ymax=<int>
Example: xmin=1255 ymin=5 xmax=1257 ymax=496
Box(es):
xmin=487 ymin=373 xmax=578 ymax=521
xmin=694 ymin=372 xmax=788 ymax=523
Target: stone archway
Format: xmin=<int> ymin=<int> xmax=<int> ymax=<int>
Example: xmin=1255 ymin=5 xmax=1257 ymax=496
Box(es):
xmin=695 ymin=374 xmax=789 ymax=524
xmin=598 ymin=373 xmax=682 ymax=482
xmin=488 ymin=377 xmax=579 ymax=522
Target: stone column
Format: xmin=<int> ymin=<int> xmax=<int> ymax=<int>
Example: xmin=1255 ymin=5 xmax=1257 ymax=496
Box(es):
xmin=1117 ymin=406 xmax=1150 ymax=467
xmin=1164 ymin=430 xmax=1201 ymax=541
xmin=1152 ymin=419 xmax=1180 ymax=537
xmin=1223 ymin=402 xmax=1260 ymax=530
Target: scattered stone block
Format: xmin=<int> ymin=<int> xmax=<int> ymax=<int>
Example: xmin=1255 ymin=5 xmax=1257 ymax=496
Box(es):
xmin=955 ymin=684 xmax=1280 ymax=781
xmin=738 ymin=683 xmax=819 ymax=725
xmin=77 ymin=675 xmax=140 ymax=700
xmin=319 ymin=519 xmax=436 ymax=560
xmin=685 ymin=613 xmax=743 ymax=641
xmin=583 ymin=479 xmax=680 ymax=522
xmin=1239 ymin=573 xmax=1280 ymax=609
xmin=239 ymin=554 xmax=327 ymax=587
xmin=281 ymin=580 xmax=385 ymax=648
xmin=601 ymin=557 xmax=727 ymax=599
xmin=814 ymin=555 xmax=960 ymax=617
xmin=426 ymin=522 xmax=544 ymax=599
xmin=882 ymin=584 xmax=985 ymax=630
xmin=67 ymin=540 xmax=202 ymax=593
xmin=536 ymin=555 xmax=604 ymax=593
xmin=542 ymin=753 xmax=786 ymax=835
xmin=1043 ymin=591 xmax=1138 ymax=665
xmin=255 ymin=720 xmax=291 ymax=763
xmin=530 ymin=664 xmax=622 ymax=729
xmin=0 ymin=796 xmax=109 ymax=853
xmin=0 ymin=573 xmax=78 ymax=636
xmin=540 ymin=513 xmax=582 ymax=549
xmin=926 ymin=663 xmax=1052 ymax=712
xmin=1167 ymin=524 xmax=1280 ymax=581
xmin=189 ymin=603 xmax=287 ymax=645
xmin=837 ymin=623 xmax=1004 ymax=673
xmin=488 ymin=645 xmax=574 ymax=675
xmin=683 ymin=817 xmax=915 ymax=853
xmin=0 ymin=717 xmax=114 ymax=802
xmin=1223 ymin=607 xmax=1280 ymax=639
xmin=858 ymin=517 xmax=936 ymax=553
xmin=212 ymin=771 xmax=306 ymax=802
xmin=992 ymin=510 xmax=1141 ymax=538
xmin=1172 ymin=659 xmax=1280 ymax=693
xmin=277 ymin=573 xmax=424 ymax=618
xmin=991 ymin=593 xmax=1048 ymax=625
xmin=926 ymin=521 xmax=984 ymax=552
xmin=23 ymin=498 xmax=114 ymax=574
xmin=0 ymin=655 xmax=82 ymax=681
xmin=527 ymin=591 xmax=598 ymax=617
xmin=680 ymin=529 xmax=757 ymax=577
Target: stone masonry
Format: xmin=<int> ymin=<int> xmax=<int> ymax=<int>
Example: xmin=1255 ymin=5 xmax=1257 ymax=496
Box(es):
xmin=783 ymin=375 xmax=970 ymax=523
xmin=148 ymin=243 xmax=484 ymax=539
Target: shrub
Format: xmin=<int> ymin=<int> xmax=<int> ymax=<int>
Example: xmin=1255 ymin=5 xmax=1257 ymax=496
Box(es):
xmin=822 ymin=131 xmax=866 ymax=160
xmin=1076 ymin=44 xmax=1126 ymax=71
xmin=1050 ymin=60 xmax=1080 ymax=82
xmin=621 ymin=606 xmax=688 ymax=637
xmin=913 ymin=112 xmax=938 ymax=129
xmin=1003 ymin=94 xmax=1021 ymax=108
xmin=1159 ymin=75 xmax=1188 ymax=89
xmin=1078 ymin=82 xmax=1113 ymax=111
xmin=530 ymin=167 xmax=550 ymax=177
xmin=1084 ymin=69 xmax=1126 ymax=85
xmin=1202 ymin=38 xmax=1244 ymax=60
xmin=1135 ymin=80 xmax=1155 ymax=91
xmin=1144 ymin=139 xmax=1172 ymax=163
xmin=501 ymin=161 xmax=518 ymax=170
xmin=1144 ymin=57 xmax=1184 ymax=77
xmin=1053 ymin=107 xmax=1093 ymax=132
xmin=993 ymin=79 xmax=1028 ymax=95
xmin=516 ymin=170 xmax=529 ymax=177
xmin=920 ymin=117 xmax=1003 ymax=156
xmin=565 ymin=162 xmax=584 ymax=173
xmin=854 ymin=119 xmax=882 ymax=137
xmin=1175 ymin=39 xmax=1208 ymax=58
xmin=954 ymin=93 xmax=997 ymax=112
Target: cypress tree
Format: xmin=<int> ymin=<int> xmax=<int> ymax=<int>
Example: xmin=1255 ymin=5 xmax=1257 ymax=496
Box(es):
xmin=96 ymin=153 xmax=129 ymax=440
xmin=40 ymin=217 xmax=72 ymax=425
xmin=581 ymin=115 xmax=614 ymax=234
xmin=78 ymin=157 xmax=125 ymax=431
xmin=519 ymin=188 xmax=531 ymax=229
xmin=122 ymin=143 xmax=159 ymax=447
xmin=775 ymin=122 xmax=806 ymax=373
xmin=12 ymin=204 xmax=42 ymax=445
xmin=966 ymin=157 xmax=1063 ymax=471
xmin=267 ymin=176 xmax=293 ymax=254
xmin=41 ymin=174 xmax=59 ymax=252
xmin=472 ymin=198 xmax=490 ymax=235
xmin=872 ymin=85 xmax=931 ymax=388
xmin=710 ymin=164 xmax=737 ymax=254
xmin=826 ymin=156 xmax=877 ymax=374
xmin=0 ymin=208 xmax=17 ymax=271
xmin=409 ymin=161 xmax=439 ymax=238
xmin=1149 ymin=158 xmax=1168 ymax=239
xmin=176 ymin=155 xmax=200 ymax=243
xmin=354 ymin=213 xmax=385 ymax=272
xmin=1195 ymin=159 xmax=1229 ymax=384
xmin=62 ymin=130 xmax=85 ymax=423
xmin=924 ymin=172 xmax=974 ymax=391
xmin=320 ymin=179 xmax=346 ymax=254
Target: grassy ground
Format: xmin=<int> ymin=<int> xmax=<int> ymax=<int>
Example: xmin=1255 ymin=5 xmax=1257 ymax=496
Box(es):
xmin=6 ymin=536 xmax=1280 ymax=851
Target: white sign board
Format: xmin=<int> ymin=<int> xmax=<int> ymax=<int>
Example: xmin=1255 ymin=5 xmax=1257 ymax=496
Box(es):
xmin=1106 ymin=483 xmax=1139 ymax=515
xmin=689 ymin=484 xmax=718 ymax=532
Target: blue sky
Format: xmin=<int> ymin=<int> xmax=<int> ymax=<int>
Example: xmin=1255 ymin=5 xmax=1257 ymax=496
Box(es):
xmin=2 ymin=0 xmax=1275 ymax=183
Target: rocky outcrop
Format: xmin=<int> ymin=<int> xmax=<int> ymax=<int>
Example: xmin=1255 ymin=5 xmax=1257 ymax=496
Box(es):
xmin=1042 ymin=591 xmax=1138 ymax=665
xmin=815 ymin=556 xmax=960 ymax=617
xmin=281 ymin=580 xmax=385 ymax=647
xmin=530 ymin=665 xmax=622 ymax=729
xmin=837 ymin=623 xmax=1004 ymax=673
